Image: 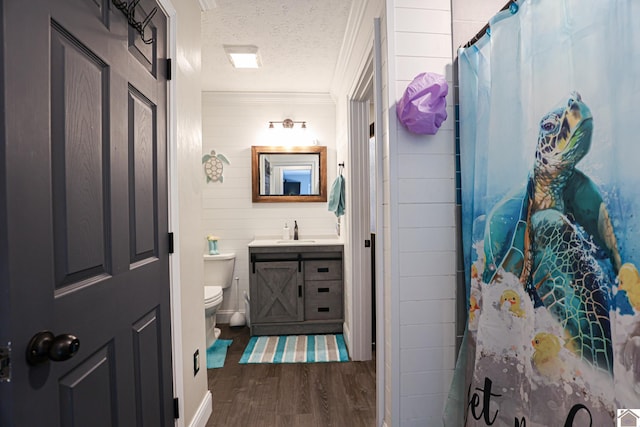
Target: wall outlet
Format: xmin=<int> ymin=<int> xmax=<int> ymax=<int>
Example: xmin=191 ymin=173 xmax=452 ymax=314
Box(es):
xmin=193 ymin=349 xmax=200 ymax=376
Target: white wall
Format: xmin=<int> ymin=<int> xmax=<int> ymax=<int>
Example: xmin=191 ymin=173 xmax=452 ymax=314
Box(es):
xmin=376 ymin=0 xmax=505 ymax=424
xmin=452 ymin=0 xmax=506 ymax=51
xmin=335 ymin=1 xmax=458 ymax=423
xmin=382 ymin=1 xmax=509 ymax=425
xmin=386 ymin=1 xmax=457 ymax=426
xmin=201 ymin=92 xmax=339 ymax=321
xmin=173 ymin=0 xmax=209 ymax=425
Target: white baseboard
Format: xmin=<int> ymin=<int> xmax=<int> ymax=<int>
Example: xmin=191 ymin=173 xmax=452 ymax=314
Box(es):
xmin=189 ymin=391 xmax=212 ymax=427
xmin=216 ymin=309 xmax=245 ymax=325
xmin=342 ymin=321 xmax=351 ymax=355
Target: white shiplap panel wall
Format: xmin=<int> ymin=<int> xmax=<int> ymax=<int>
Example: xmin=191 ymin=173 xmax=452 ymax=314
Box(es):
xmin=201 ymin=93 xmax=339 ymax=320
xmin=452 ymin=0 xmax=507 ymax=50
xmin=390 ymin=0 xmax=456 ymax=425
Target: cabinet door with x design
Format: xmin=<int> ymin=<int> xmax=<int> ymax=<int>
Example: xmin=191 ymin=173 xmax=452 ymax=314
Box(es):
xmin=253 ymin=261 xmax=304 ymax=324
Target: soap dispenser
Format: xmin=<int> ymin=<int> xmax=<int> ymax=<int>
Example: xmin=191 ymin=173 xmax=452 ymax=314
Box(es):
xmin=293 ymin=220 xmax=299 ymax=240
xmin=283 ymin=223 xmax=290 ymax=240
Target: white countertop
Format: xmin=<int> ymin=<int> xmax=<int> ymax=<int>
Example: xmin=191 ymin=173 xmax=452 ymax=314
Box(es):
xmin=248 ymin=238 xmax=343 ymax=247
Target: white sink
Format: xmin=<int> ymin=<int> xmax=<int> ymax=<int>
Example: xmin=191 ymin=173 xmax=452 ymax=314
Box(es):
xmin=248 ymin=238 xmax=343 ymax=247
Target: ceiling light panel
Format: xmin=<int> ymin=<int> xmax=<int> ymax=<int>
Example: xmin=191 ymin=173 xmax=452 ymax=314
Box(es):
xmin=223 ymin=45 xmax=261 ymax=69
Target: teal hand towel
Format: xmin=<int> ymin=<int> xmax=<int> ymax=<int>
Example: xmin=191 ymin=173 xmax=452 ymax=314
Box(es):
xmin=328 ymin=175 xmax=345 ymax=217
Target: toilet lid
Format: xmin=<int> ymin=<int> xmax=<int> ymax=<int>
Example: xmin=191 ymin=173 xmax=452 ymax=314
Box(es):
xmin=204 ymin=286 xmax=223 ymax=306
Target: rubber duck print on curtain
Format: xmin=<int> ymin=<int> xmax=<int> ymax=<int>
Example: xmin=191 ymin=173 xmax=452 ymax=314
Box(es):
xmin=448 ymin=0 xmax=640 ymax=425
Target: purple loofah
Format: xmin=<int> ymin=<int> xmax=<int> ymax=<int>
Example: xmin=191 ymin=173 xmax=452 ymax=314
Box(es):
xmin=397 ymin=72 xmax=448 ymax=135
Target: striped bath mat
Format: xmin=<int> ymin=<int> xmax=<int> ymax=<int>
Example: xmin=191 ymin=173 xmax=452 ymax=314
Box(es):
xmin=239 ymin=334 xmax=349 ymax=364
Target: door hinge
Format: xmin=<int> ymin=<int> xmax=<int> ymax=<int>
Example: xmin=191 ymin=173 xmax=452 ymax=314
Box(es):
xmin=168 ymin=232 xmax=174 ymax=254
xmin=166 ymin=58 xmax=172 ymax=80
xmin=0 ymin=344 xmax=11 ymax=382
xmin=364 ymin=239 xmax=371 ymax=248
xmin=173 ymin=397 xmax=179 ymax=419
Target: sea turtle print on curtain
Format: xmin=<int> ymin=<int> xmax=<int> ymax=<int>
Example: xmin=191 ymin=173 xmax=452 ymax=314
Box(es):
xmin=450 ymin=0 xmax=640 ymax=426
xmin=481 ymin=92 xmax=619 ymax=375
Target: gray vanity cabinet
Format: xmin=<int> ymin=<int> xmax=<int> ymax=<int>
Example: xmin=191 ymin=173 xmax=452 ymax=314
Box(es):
xmin=249 ymin=244 xmax=343 ymax=336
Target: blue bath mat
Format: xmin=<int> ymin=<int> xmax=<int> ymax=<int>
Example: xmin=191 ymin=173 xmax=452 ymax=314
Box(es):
xmin=239 ymin=334 xmax=348 ymax=364
xmin=206 ymin=339 xmax=232 ymax=369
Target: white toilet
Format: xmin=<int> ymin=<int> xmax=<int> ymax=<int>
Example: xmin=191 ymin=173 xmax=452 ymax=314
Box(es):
xmin=204 ymin=252 xmax=236 ymax=348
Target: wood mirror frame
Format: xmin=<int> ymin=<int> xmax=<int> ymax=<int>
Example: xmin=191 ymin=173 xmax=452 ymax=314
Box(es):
xmin=251 ymin=145 xmax=327 ymax=203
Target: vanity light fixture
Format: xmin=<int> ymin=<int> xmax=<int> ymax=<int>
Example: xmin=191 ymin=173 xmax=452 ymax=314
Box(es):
xmin=223 ymin=45 xmax=261 ymax=69
xmin=268 ymin=119 xmax=307 ymax=129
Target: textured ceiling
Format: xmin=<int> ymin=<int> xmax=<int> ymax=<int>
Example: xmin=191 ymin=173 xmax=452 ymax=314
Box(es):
xmin=201 ymin=0 xmax=354 ymax=93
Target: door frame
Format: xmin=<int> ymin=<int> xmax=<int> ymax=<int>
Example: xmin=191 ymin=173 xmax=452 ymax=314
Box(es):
xmin=347 ymin=90 xmax=373 ymax=363
xmin=372 ymin=19 xmax=384 ymax=425
xmin=347 ymin=17 xmax=385 ymax=425
xmin=154 ymin=1 xmax=186 ymax=426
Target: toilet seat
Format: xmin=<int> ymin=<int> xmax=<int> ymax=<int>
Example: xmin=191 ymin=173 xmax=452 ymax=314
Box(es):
xmin=204 ymin=286 xmax=223 ymax=309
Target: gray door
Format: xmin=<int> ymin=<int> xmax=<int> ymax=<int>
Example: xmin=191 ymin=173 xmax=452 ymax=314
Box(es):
xmin=0 ymin=0 xmax=173 ymax=425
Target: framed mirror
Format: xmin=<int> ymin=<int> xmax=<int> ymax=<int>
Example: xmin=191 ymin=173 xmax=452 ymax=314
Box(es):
xmin=252 ymin=146 xmax=327 ymax=203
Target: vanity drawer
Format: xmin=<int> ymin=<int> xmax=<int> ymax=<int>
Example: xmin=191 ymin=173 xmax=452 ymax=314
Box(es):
xmin=305 ymin=280 xmax=343 ymax=320
xmin=304 ymin=260 xmax=342 ymax=281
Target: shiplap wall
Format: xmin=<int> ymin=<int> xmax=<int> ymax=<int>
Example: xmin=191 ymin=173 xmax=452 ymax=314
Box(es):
xmin=386 ymin=1 xmax=457 ymax=426
xmin=452 ymin=0 xmax=507 ymax=50
xmin=380 ymin=1 xmax=507 ymax=424
xmin=200 ymin=92 xmax=339 ymax=318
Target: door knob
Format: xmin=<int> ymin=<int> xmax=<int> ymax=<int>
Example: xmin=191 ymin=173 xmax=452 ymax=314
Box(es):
xmin=26 ymin=331 xmax=80 ymax=366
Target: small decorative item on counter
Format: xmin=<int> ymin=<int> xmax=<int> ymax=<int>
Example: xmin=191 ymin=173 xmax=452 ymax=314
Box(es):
xmin=207 ymin=235 xmax=219 ymax=255
xmin=202 ymin=149 xmax=230 ymax=183
xmin=396 ymin=72 xmax=448 ymax=135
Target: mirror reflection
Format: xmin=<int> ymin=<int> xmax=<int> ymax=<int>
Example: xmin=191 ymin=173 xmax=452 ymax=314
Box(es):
xmin=252 ymin=146 xmax=327 ymax=203
xmin=260 ymin=153 xmax=319 ymax=196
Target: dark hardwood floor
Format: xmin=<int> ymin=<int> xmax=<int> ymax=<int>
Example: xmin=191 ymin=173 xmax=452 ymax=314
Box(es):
xmin=206 ymin=324 xmax=376 ymax=427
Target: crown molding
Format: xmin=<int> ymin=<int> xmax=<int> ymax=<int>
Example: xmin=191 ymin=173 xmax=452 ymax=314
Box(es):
xmin=197 ymin=0 xmax=216 ymax=12
xmin=330 ymin=0 xmax=384 ymax=97
xmin=330 ymin=0 xmax=368 ymax=95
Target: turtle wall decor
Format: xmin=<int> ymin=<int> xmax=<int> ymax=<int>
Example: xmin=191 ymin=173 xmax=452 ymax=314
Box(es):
xmin=202 ymin=149 xmax=230 ymax=183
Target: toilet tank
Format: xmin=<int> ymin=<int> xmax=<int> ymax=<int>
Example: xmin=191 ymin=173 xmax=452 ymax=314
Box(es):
xmin=203 ymin=252 xmax=236 ymax=289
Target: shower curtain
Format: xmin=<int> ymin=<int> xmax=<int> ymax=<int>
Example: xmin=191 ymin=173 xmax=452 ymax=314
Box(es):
xmin=450 ymin=0 xmax=640 ymax=425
